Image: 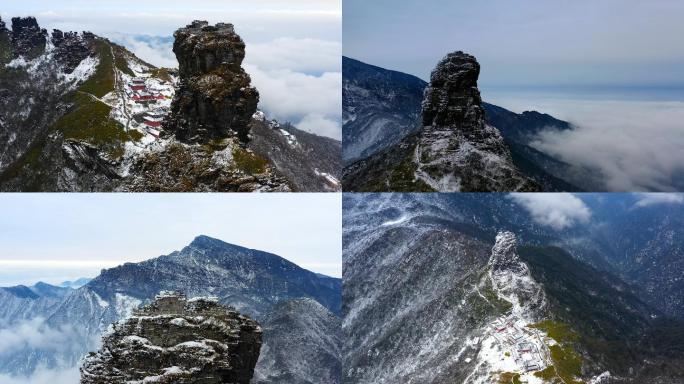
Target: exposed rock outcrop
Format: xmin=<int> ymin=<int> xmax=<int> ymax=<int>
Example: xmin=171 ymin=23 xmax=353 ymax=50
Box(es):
xmin=489 ymin=231 xmax=526 ymax=274
xmin=121 ymin=142 xmax=291 ymax=192
xmin=80 ymin=292 xmax=262 ymax=384
xmin=10 ymin=17 xmax=47 ymax=59
xmin=487 ymin=231 xmax=545 ymax=315
xmin=415 ymin=51 xmax=541 ymax=192
xmin=51 ymin=29 xmax=93 ymax=73
xmin=165 ymin=20 xmax=258 ymax=143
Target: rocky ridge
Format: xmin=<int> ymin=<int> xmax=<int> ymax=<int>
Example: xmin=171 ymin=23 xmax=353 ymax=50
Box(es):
xmin=81 ymin=292 xmax=262 ymax=384
xmin=415 ymin=52 xmax=540 ymax=192
xmin=165 ymin=21 xmax=258 ymax=143
xmin=9 ymin=17 xmax=47 ymax=59
xmin=342 ymin=194 xmax=684 ymax=383
xmin=1 ymin=16 xmax=340 ymax=192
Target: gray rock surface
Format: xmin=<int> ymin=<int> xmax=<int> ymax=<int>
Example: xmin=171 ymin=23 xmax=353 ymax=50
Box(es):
xmin=165 ymin=21 xmax=258 ymax=143
xmin=415 ymin=51 xmax=540 ymax=191
xmin=81 ymin=292 xmax=262 ymax=384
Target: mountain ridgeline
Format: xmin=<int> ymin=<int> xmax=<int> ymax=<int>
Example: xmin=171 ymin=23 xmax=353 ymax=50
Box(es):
xmin=343 ymin=194 xmax=684 ymax=383
xmin=0 ymin=17 xmax=341 ymax=192
xmin=0 ymin=235 xmax=342 ymax=384
xmin=342 ymin=55 xmax=602 ymax=192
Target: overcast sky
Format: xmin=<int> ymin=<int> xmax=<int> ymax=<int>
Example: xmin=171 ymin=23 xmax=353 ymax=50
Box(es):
xmin=1 ymin=0 xmax=342 ymax=139
xmin=0 ymin=194 xmax=341 ymax=286
xmin=344 ymin=0 xmax=684 ymax=88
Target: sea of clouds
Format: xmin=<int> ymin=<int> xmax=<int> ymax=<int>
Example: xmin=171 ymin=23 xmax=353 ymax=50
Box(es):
xmin=487 ymin=92 xmax=684 ymax=192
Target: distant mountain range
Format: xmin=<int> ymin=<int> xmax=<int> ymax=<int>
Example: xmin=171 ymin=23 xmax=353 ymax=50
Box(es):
xmin=343 ymin=193 xmax=684 ymax=383
xmin=0 ymin=235 xmax=341 ymax=384
xmin=342 ymin=56 xmax=604 ymax=192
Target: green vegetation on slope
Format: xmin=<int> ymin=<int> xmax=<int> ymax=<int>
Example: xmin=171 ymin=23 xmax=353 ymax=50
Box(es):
xmin=150 ymin=68 xmax=174 ymax=82
xmin=498 ymin=372 xmax=522 ymax=384
xmin=79 ymin=39 xmax=115 ymax=97
xmin=112 ymin=44 xmax=135 ymax=77
xmin=52 ymin=92 xmax=139 ymax=159
xmin=531 ymin=321 xmax=580 ymax=344
xmin=527 ymin=321 xmax=584 ymax=384
xmin=467 ymin=272 xmax=513 ymax=323
xmin=344 ymin=134 xmax=435 ymax=192
xmin=232 ymin=147 xmax=268 ymax=174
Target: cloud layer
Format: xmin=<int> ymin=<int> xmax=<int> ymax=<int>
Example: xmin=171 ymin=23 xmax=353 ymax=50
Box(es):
xmin=633 ymin=193 xmax=684 ymax=208
xmin=0 ymin=318 xmax=81 ymax=355
xmin=529 ymin=100 xmax=684 ymax=191
xmin=485 ymin=91 xmax=684 ymax=192
xmin=106 ymin=35 xmax=341 ymax=139
xmin=509 ymin=193 xmax=591 ymax=230
xmin=0 ymin=367 xmax=79 ymax=384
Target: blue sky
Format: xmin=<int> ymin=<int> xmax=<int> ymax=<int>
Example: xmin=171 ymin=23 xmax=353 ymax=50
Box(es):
xmin=344 ymin=0 xmax=684 ymax=88
xmin=0 ymin=194 xmax=342 ymax=286
xmin=1 ymin=0 xmax=342 ymax=139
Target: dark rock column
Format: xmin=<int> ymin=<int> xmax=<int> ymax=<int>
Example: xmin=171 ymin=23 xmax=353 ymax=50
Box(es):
xmin=10 ymin=17 xmax=47 ymax=59
xmin=165 ymin=20 xmax=259 ymax=143
xmin=415 ymin=51 xmax=541 ymax=192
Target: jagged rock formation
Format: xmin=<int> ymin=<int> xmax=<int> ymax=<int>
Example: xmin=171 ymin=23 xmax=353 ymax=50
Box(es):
xmin=487 ymin=231 xmax=546 ymax=318
xmin=121 ymin=142 xmax=292 ymax=192
xmin=165 ymin=21 xmax=258 ymax=143
xmin=81 ymin=292 xmax=262 ymax=384
xmin=415 ymin=51 xmax=540 ymax=191
xmin=51 ymin=29 xmax=93 ymax=73
xmin=9 ymin=17 xmax=47 ymax=59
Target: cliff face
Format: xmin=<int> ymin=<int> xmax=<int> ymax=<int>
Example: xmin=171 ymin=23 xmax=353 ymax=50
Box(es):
xmin=165 ymin=21 xmax=259 ymax=143
xmin=80 ymin=292 xmax=262 ymax=384
xmin=415 ymin=51 xmax=541 ymax=192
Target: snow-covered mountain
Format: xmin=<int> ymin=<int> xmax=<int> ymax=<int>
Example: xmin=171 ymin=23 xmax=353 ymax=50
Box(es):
xmin=0 ymin=235 xmax=341 ymax=383
xmin=341 ymin=56 xmax=599 ymax=192
xmin=342 ymin=57 xmax=424 ymax=165
xmin=0 ymin=17 xmax=341 ymax=192
xmin=343 ymin=194 xmax=684 ymax=383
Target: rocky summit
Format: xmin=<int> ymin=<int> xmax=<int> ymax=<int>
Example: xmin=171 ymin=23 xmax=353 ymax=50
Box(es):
xmin=9 ymin=17 xmax=47 ymax=59
xmin=415 ymin=51 xmax=540 ymax=192
xmin=80 ymin=291 xmax=262 ymax=384
xmin=165 ymin=20 xmax=259 ymax=143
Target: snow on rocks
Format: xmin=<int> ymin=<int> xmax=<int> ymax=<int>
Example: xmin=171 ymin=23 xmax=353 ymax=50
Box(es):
xmin=60 ymin=55 xmax=99 ymax=84
xmin=81 ymin=291 xmax=262 ymax=384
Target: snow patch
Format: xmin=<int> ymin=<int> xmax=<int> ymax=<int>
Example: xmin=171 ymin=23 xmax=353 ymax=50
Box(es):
xmin=61 ymin=56 xmax=99 ymax=84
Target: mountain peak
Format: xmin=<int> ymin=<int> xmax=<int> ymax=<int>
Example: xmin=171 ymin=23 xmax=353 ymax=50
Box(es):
xmin=189 ymin=234 xmax=232 ymax=249
xmin=489 ymin=231 xmax=522 ymax=272
xmin=414 ymin=51 xmax=541 ymax=192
